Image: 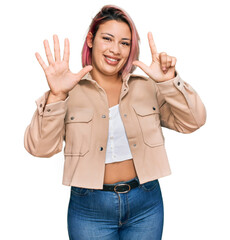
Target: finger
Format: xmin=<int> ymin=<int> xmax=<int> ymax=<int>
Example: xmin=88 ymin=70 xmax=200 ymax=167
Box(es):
xmin=63 ymin=38 xmax=70 ymax=63
xmin=148 ymin=32 xmax=158 ymax=59
xmin=133 ymin=60 xmax=152 ymax=77
xmin=159 ymin=52 xmax=167 ymax=71
xmin=35 ymin=52 xmax=48 ymax=71
xmin=171 ymin=57 xmax=177 ymax=67
xmin=43 ymin=39 xmax=55 ymax=65
xmin=53 ymin=34 xmax=61 ymax=62
xmin=75 ymin=65 xmax=93 ymax=80
xmin=166 ymin=56 xmax=172 ymax=68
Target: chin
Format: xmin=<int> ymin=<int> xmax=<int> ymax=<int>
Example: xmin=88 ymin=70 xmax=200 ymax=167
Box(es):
xmin=103 ymin=65 xmax=125 ymax=76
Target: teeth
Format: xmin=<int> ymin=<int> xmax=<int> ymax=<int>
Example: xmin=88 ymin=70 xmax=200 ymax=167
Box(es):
xmin=105 ymin=56 xmax=118 ymax=62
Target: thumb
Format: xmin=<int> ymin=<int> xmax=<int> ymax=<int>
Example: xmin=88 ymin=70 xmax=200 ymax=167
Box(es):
xmin=76 ymin=65 xmax=93 ymax=80
xmin=133 ymin=61 xmax=151 ymax=76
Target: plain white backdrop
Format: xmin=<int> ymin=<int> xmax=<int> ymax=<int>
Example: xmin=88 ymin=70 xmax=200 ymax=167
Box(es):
xmin=1 ymin=0 xmax=229 ymax=239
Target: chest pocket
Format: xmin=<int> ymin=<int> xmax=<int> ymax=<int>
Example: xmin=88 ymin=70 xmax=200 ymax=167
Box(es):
xmin=64 ymin=108 xmax=94 ymax=156
xmin=132 ymin=103 xmax=164 ymax=147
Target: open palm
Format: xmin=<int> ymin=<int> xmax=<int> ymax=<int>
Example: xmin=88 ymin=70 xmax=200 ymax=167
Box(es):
xmin=133 ymin=32 xmax=176 ymax=82
xmin=35 ymin=34 xmax=92 ymax=97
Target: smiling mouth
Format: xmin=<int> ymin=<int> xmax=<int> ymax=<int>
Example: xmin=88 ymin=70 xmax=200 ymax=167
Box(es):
xmin=104 ymin=55 xmax=120 ymax=62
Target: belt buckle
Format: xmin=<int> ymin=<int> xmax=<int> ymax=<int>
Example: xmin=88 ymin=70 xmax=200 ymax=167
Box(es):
xmin=114 ymin=183 xmax=131 ymax=193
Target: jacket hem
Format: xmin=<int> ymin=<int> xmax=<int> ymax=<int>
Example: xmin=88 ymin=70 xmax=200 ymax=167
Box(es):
xmin=62 ymin=171 xmax=172 ymax=189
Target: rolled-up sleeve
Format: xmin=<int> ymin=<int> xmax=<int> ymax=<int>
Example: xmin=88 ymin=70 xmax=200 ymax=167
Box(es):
xmin=24 ymin=90 xmax=69 ymax=157
xmin=155 ymin=71 xmax=207 ymax=133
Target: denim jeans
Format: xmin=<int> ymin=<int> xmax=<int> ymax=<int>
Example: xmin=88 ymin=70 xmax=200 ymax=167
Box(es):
xmin=67 ymin=176 xmax=164 ymax=240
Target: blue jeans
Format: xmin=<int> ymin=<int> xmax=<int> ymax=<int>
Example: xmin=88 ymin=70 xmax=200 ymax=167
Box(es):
xmin=67 ymin=176 xmax=164 ymax=240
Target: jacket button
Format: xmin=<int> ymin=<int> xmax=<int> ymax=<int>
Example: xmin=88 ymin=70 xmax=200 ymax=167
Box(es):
xmin=153 ymin=107 xmax=156 ymax=111
xmin=100 ymin=147 xmax=103 ymax=151
xmin=70 ymin=117 xmax=74 ymax=120
xmin=177 ymin=81 xmax=181 ymax=86
xmin=102 ymin=115 xmax=106 ymax=118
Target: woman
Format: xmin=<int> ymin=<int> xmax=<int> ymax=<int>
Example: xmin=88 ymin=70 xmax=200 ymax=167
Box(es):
xmin=24 ymin=5 xmax=206 ymax=240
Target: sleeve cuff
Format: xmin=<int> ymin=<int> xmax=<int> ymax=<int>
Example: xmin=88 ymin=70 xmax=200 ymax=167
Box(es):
xmin=35 ymin=90 xmax=69 ymax=116
xmin=155 ymin=70 xmax=185 ymax=95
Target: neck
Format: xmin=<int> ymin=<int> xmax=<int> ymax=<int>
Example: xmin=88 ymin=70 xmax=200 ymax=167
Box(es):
xmin=90 ymin=70 xmax=122 ymax=89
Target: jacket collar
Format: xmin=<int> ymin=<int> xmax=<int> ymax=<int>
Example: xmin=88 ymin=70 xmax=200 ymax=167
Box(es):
xmin=80 ymin=72 xmax=147 ymax=85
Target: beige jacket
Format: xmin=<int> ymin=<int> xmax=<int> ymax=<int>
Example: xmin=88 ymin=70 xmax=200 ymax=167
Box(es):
xmin=24 ymin=71 xmax=206 ymax=189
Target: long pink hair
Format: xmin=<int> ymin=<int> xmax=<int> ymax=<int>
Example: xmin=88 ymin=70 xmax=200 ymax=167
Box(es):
xmin=81 ymin=5 xmax=140 ymax=80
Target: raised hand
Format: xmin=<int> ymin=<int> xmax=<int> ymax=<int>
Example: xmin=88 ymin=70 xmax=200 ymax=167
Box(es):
xmin=35 ymin=34 xmax=92 ymax=102
xmin=133 ymin=32 xmax=176 ymax=82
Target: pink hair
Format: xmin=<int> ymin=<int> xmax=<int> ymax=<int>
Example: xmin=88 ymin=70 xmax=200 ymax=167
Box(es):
xmin=81 ymin=5 xmax=140 ymax=80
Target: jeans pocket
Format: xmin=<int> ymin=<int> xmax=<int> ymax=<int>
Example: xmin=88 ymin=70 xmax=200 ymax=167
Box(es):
xmin=139 ymin=179 xmax=159 ymax=192
xmin=71 ymin=186 xmax=92 ymax=196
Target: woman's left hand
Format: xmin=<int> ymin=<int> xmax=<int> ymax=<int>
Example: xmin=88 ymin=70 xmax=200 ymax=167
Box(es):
xmin=133 ymin=32 xmax=177 ymax=82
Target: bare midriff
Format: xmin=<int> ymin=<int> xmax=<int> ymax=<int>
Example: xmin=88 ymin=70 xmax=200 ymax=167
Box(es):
xmin=103 ymin=159 xmax=137 ymax=184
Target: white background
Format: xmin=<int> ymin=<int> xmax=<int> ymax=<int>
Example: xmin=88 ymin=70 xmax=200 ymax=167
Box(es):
xmin=1 ymin=0 xmax=229 ymax=239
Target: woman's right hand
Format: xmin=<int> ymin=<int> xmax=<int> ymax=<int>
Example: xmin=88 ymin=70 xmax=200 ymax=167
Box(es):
xmin=35 ymin=34 xmax=93 ymax=103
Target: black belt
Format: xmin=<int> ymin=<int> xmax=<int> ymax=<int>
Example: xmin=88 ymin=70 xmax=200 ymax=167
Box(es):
xmin=102 ymin=178 xmax=139 ymax=193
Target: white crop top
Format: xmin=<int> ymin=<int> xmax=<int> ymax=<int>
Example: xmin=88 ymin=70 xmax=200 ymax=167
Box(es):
xmin=105 ymin=104 xmax=133 ymax=164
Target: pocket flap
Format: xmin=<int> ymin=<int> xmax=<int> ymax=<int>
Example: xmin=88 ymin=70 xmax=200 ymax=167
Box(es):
xmin=132 ymin=103 xmax=160 ymax=116
xmin=65 ymin=108 xmax=94 ymax=123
